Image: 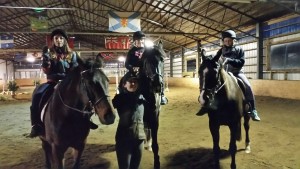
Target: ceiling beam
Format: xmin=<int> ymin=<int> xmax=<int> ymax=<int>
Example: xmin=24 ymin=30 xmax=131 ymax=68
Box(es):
xmin=0 ymin=30 xmax=206 ymax=36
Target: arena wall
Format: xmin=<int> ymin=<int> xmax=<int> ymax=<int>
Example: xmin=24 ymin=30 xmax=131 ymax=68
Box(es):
xmin=6 ymin=77 xmax=300 ymax=100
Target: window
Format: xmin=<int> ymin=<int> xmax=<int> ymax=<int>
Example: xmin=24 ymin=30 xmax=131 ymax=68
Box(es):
xmin=187 ymin=59 xmax=196 ymax=72
xmin=270 ymin=41 xmax=300 ymax=70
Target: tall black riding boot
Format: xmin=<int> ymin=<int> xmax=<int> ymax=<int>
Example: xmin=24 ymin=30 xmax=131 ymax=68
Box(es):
xmin=29 ymin=106 xmax=43 ymax=138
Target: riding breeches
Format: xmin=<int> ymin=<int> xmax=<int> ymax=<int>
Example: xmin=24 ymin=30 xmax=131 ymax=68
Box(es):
xmin=115 ymin=139 xmax=144 ymax=169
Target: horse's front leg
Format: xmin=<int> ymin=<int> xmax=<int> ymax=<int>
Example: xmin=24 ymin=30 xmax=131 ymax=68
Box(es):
xmin=151 ymin=123 xmax=160 ymax=169
xmin=72 ymin=143 xmax=85 ymax=169
xmin=209 ymin=120 xmax=220 ymax=168
xmin=244 ymin=114 xmax=251 ymax=153
xmin=41 ymin=140 xmax=52 ymax=169
xmin=229 ymin=124 xmax=238 ymax=169
xmin=52 ymin=144 xmax=67 ymax=169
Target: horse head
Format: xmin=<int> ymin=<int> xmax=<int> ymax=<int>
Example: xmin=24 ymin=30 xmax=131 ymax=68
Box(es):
xmin=78 ymin=57 xmax=115 ymax=125
xmin=142 ymin=40 xmax=165 ymax=93
xmin=199 ymin=49 xmax=222 ymax=110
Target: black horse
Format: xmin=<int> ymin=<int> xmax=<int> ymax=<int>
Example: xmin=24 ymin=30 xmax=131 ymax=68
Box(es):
xmin=37 ymin=57 xmax=115 ymax=169
xmin=140 ymin=41 xmax=165 ymax=169
xmin=198 ymin=50 xmax=250 ymax=169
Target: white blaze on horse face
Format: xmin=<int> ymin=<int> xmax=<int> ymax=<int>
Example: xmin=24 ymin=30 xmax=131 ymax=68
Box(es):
xmin=200 ymin=68 xmax=208 ymax=105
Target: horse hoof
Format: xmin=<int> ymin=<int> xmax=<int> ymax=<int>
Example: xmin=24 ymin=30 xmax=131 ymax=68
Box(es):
xmin=245 ymin=146 xmax=251 ymax=153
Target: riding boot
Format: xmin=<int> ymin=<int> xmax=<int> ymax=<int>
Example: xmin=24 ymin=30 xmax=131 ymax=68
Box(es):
xmin=160 ymin=94 xmax=168 ymax=105
xmin=248 ymin=100 xmax=261 ymax=121
xmin=89 ymin=121 xmax=98 ymax=129
xmin=196 ymin=106 xmax=210 ymax=116
xmin=160 ymin=87 xmax=168 ymax=105
xmin=29 ymin=106 xmax=43 ymax=138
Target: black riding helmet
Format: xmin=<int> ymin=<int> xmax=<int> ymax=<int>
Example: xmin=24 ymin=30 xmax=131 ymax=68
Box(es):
xmin=133 ymin=31 xmax=145 ymax=41
xmin=221 ymin=30 xmax=236 ymax=40
xmin=123 ymin=72 xmax=138 ymax=83
xmin=51 ymin=29 xmax=68 ymax=41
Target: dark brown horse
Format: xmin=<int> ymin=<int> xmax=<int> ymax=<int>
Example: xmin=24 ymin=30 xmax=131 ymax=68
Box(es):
xmin=38 ymin=57 xmax=115 ymax=169
xmin=198 ymin=50 xmax=250 ymax=169
xmin=140 ymin=41 xmax=165 ymax=169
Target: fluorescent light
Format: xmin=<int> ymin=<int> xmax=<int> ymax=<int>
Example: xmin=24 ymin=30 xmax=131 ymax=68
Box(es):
xmin=118 ymin=56 xmax=125 ymax=62
xmin=26 ymin=56 xmax=35 ymax=62
xmin=184 ymin=51 xmax=196 ymax=55
xmin=145 ymin=40 xmax=154 ymax=48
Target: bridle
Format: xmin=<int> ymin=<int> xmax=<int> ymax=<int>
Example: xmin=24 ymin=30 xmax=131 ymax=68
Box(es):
xmin=201 ymin=64 xmax=226 ymax=103
xmin=57 ymin=68 xmax=109 ymax=114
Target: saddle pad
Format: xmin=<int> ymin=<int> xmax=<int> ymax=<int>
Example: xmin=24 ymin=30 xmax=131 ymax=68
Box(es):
xmin=40 ymin=102 xmax=49 ymax=122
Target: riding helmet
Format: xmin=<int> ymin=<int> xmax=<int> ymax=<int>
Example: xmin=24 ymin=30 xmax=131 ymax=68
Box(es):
xmin=51 ymin=29 xmax=68 ymax=41
xmin=221 ymin=30 xmax=236 ymax=40
xmin=133 ymin=31 xmax=145 ymax=41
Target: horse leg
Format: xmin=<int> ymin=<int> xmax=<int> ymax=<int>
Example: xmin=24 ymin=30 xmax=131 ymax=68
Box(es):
xmin=209 ymin=120 xmax=220 ymax=168
xmin=151 ymin=124 xmax=160 ymax=169
xmin=228 ymin=124 xmax=238 ymax=169
xmin=72 ymin=143 xmax=85 ymax=169
xmin=52 ymin=144 xmax=67 ymax=169
xmin=244 ymin=114 xmax=251 ymax=153
xmin=42 ymin=140 xmax=52 ymax=169
xmin=144 ymin=127 xmax=152 ymax=151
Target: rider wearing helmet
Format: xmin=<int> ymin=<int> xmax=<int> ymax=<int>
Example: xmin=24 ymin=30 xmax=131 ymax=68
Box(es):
xmin=28 ymin=29 xmax=97 ymax=138
xmin=196 ymin=29 xmax=260 ymax=121
xmin=124 ymin=31 xmax=168 ymax=105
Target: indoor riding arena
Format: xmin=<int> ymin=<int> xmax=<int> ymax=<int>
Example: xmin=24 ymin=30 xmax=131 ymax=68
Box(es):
xmin=1 ymin=1 xmax=300 ymax=169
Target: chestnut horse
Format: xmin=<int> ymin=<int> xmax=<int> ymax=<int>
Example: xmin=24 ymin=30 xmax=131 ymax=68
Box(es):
xmin=38 ymin=57 xmax=115 ymax=169
xmin=140 ymin=41 xmax=165 ymax=169
xmin=199 ymin=50 xmax=250 ymax=169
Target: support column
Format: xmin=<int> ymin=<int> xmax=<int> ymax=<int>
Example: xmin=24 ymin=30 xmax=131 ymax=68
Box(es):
xmin=256 ymin=22 xmax=263 ymax=79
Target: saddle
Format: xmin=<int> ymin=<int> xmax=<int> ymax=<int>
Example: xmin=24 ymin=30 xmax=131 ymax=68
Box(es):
xmin=227 ymin=72 xmax=246 ymax=98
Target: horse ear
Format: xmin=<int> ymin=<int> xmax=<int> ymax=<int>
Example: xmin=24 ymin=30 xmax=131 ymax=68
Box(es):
xmin=201 ymin=49 xmax=207 ymax=61
xmin=157 ymin=40 xmax=163 ymax=48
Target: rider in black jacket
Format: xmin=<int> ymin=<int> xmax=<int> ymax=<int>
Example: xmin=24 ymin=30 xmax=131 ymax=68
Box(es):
xmin=197 ymin=30 xmax=260 ymax=121
xmin=28 ymin=29 xmax=97 ymax=138
xmin=125 ymin=31 xmax=168 ymax=105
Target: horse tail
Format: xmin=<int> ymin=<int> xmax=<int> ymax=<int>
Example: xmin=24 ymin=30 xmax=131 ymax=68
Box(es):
xmin=236 ymin=120 xmax=242 ymax=141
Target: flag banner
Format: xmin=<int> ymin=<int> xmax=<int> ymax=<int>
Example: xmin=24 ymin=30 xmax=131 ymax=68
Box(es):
xmin=105 ymin=36 xmax=130 ymax=49
xmin=29 ymin=10 xmax=48 ymax=32
xmin=100 ymin=53 xmax=115 ymax=60
xmin=108 ymin=11 xmax=141 ymax=33
xmin=0 ymin=34 xmax=14 ymax=49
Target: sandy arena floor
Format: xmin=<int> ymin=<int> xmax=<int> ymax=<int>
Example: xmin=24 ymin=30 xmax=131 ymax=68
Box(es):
xmin=0 ymin=86 xmax=299 ymax=169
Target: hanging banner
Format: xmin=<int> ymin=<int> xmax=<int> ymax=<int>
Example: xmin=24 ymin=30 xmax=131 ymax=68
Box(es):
xmin=100 ymin=53 xmax=115 ymax=60
xmin=0 ymin=34 xmax=14 ymax=49
xmin=105 ymin=36 xmax=130 ymax=49
xmin=108 ymin=11 xmax=141 ymax=33
xmin=29 ymin=10 xmax=48 ymax=32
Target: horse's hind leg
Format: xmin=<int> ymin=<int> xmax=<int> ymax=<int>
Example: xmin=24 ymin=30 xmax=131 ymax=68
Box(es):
xmin=144 ymin=127 xmax=152 ymax=151
xmin=244 ymin=114 xmax=251 ymax=153
xmin=42 ymin=140 xmax=52 ymax=169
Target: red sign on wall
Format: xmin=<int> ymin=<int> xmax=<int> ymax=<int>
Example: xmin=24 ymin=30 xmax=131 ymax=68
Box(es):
xmin=105 ymin=36 xmax=130 ymax=49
